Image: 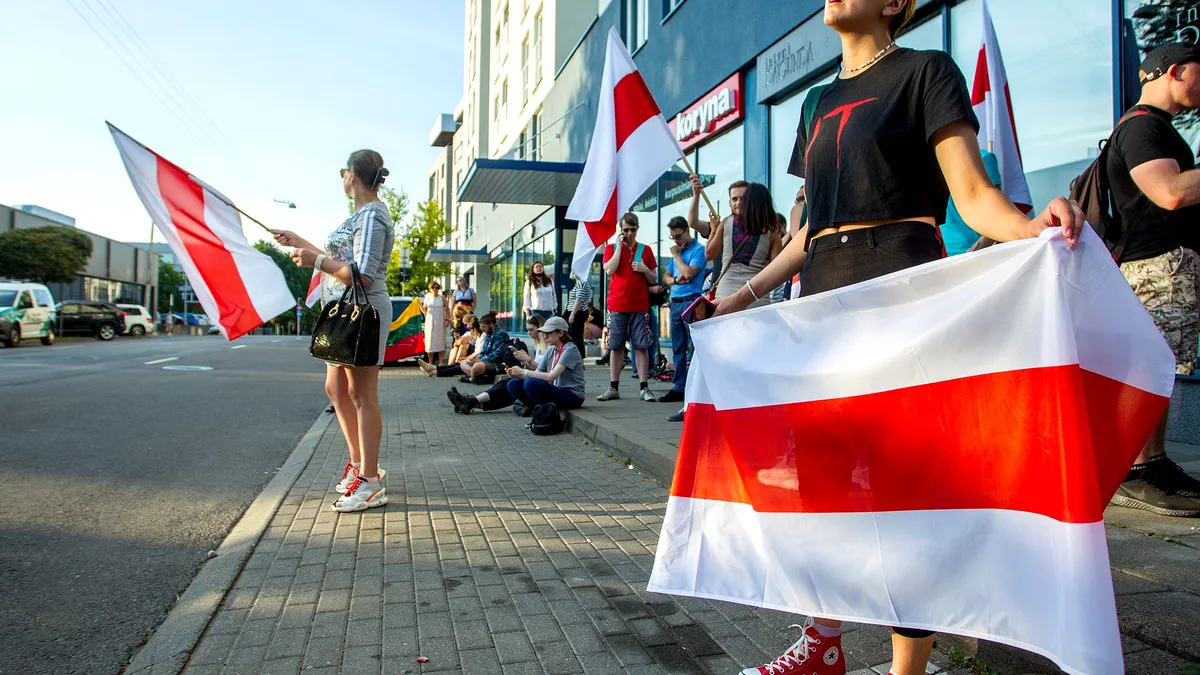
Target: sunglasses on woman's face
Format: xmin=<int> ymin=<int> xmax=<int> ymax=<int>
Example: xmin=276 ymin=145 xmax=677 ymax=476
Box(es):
xmin=339 ymin=168 xmax=349 ymax=178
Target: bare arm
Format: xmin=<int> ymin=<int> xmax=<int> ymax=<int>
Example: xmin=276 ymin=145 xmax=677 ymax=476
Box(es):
xmin=705 ymin=219 xmax=725 ymax=261
xmin=934 ymin=122 xmax=1083 ymax=244
xmin=687 ymin=175 xmax=712 ymax=237
xmin=713 ymin=224 xmax=808 ymax=317
xmin=1130 ymin=158 xmax=1200 ymax=211
xmin=670 ymin=250 xmax=699 ymax=281
xmin=603 ymin=247 xmax=621 ymax=275
xmin=768 ymin=231 xmax=784 ymax=262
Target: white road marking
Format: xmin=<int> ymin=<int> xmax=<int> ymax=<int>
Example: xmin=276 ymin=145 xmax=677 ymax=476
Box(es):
xmin=144 ymin=357 xmax=179 ymax=365
xmin=231 ymin=345 xmax=246 ymax=350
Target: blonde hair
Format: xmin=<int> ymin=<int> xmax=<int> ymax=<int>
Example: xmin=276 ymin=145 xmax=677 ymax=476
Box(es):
xmin=889 ymin=0 xmax=916 ymax=38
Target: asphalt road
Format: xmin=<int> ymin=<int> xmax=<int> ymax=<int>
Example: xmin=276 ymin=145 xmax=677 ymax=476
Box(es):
xmin=0 ymin=334 xmax=328 ymax=675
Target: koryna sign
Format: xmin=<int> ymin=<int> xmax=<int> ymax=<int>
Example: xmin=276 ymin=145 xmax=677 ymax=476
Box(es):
xmin=668 ymin=73 xmax=743 ymax=153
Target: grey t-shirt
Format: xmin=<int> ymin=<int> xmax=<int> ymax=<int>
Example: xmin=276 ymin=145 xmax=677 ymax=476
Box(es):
xmin=538 ymin=342 xmax=585 ymax=400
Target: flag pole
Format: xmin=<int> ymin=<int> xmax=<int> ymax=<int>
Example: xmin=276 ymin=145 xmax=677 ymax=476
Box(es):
xmin=679 ymin=155 xmax=719 ymax=220
xmin=186 ymin=176 xmax=276 ymax=235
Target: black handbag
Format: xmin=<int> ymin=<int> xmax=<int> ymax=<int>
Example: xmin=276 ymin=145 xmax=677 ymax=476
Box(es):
xmin=310 ymin=263 xmax=380 ymax=367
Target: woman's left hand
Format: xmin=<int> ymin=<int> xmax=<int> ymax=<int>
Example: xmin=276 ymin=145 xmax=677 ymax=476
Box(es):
xmin=290 ymin=248 xmax=319 ymax=267
xmin=506 ymin=366 xmax=526 ymax=380
xmin=1024 ymin=197 xmax=1085 ymax=246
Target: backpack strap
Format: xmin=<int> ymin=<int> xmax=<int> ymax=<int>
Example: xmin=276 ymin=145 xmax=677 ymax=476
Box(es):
xmin=801 ymin=84 xmax=828 ymax=140
xmin=634 ymin=243 xmax=645 ymax=265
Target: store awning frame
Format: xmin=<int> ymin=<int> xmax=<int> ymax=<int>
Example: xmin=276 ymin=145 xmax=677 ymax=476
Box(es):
xmin=426 ymin=247 xmax=490 ymax=264
xmin=456 ymin=158 xmax=584 ymax=206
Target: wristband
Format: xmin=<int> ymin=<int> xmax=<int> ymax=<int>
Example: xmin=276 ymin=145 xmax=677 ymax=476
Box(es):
xmin=314 ymin=254 xmax=326 ymax=272
xmin=745 ymin=281 xmax=760 ymax=301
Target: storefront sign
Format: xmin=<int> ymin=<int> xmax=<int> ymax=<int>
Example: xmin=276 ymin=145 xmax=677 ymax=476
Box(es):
xmin=756 ymin=13 xmax=840 ymax=103
xmin=668 ymin=73 xmax=743 ymax=153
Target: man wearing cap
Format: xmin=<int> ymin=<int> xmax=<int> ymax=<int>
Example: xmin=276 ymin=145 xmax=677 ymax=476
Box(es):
xmin=1107 ymin=42 xmax=1200 ymax=517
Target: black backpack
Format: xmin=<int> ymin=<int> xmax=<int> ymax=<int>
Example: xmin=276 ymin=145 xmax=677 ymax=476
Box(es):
xmin=1068 ymin=109 xmax=1152 ymax=263
xmin=528 ymin=402 xmax=565 ymax=436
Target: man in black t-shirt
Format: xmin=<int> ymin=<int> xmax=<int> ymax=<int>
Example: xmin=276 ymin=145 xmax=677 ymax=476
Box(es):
xmin=1107 ymin=43 xmax=1200 ymax=517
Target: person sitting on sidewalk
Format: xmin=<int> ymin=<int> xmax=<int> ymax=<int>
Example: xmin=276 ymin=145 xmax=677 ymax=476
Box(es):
xmin=1105 ymin=43 xmax=1200 ymax=517
xmin=417 ymin=311 xmax=514 ymax=382
xmin=451 ymin=317 xmax=585 ymax=415
xmin=598 ymin=212 xmax=657 ymax=402
xmin=446 ymin=315 xmax=480 ymax=364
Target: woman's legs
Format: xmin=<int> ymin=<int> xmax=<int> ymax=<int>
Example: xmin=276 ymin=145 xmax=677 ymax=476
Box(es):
xmin=474 ymin=380 xmax=516 ymax=411
xmin=507 ymin=378 xmax=531 ymax=409
xmin=890 ymin=633 xmax=936 ymax=675
xmin=325 ymin=365 xmax=360 ymax=465
xmin=522 ymin=378 xmax=582 ymax=409
xmin=344 ymin=366 xmax=382 ymax=477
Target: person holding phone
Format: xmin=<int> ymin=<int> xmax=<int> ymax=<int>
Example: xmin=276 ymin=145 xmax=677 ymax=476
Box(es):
xmin=597 ymin=213 xmax=658 ymax=402
xmin=717 ymin=1 xmax=1084 ymax=674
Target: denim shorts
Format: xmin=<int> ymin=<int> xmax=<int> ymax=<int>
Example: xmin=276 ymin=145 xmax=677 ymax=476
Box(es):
xmin=800 ymin=221 xmax=945 ymax=297
xmin=606 ymin=311 xmax=653 ymax=351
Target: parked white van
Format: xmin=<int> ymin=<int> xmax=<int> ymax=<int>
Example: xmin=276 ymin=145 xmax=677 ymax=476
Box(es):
xmin=0 ymin=281 xmax=57 ymax=347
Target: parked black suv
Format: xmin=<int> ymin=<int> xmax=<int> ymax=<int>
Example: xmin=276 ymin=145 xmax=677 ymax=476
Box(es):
xmin=54 ymin=301 xmax=127 ymax=341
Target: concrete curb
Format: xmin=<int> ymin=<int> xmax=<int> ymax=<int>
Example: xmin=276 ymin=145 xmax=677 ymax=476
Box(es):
xmin=123 ymin=413 xmax=334 ymax=675
xmin=566 ymin=408 xmax=678 ymax=487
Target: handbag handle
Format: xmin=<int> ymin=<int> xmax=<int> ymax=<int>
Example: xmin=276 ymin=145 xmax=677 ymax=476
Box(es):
xmin=335 ymin=262 xmax=369 ymax=306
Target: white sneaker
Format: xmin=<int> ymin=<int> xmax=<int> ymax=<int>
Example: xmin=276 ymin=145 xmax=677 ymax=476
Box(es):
xmin=334 ymin=464 xmax=386 ymax=493
xmin=332 ymin=476 xmax=388 ymax=512
xmin=639 ymin=388 xmax=656 ymax=402
xmin=597 ymin=387 xmax=620 ymax=401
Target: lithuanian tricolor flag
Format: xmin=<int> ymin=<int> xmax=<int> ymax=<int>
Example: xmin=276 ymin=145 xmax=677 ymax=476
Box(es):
xmin=384 ymin=298 xmax=425 ymax=363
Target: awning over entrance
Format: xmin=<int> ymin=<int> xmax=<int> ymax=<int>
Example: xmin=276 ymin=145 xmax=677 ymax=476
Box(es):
xmin=426 ymin=247 xmax=490 ymax=264
xmin=456 ymin=158 xmax=584 ymax=206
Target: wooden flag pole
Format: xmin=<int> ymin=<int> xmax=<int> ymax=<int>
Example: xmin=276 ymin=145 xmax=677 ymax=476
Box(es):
xmin=186 ymin=176 xmax=275 ymax=235
xmin=679 ymin=155 xmax=719 ymax=221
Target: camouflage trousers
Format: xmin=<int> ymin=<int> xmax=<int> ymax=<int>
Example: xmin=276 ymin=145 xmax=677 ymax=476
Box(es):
xmin=1120 ymin=247 xmax=1200 ymax=375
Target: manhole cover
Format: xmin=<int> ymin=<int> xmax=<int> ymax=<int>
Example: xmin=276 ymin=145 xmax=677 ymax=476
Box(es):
xmin=162 ymin=365 xmax=213 ymax=371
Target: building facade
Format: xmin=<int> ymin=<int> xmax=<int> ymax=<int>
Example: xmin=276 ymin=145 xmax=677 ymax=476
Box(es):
xmin=0 ymin=203 xmax=157 ymax=309
xmin=448 ymin=0 xmax=1200 ymax=332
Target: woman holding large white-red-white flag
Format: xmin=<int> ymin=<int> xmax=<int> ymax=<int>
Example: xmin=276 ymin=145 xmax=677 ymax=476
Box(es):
xmin=272 ymin=150 xmax=395 ymax=513
xmin=712 ymin=1 xmax=1083 ymax=674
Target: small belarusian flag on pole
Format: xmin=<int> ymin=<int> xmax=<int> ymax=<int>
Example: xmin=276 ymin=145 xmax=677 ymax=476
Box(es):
xmin=305 ymin=269 xmax=322 ymax=307
xmin=971 ymin=0 xmax=1031 ymax=210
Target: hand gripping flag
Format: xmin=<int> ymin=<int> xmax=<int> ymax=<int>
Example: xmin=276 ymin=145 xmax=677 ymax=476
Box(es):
xmin=566 ymin=27 xmax=683 ymax=282
xmin=109 ymin=124 xmax=292 ymax=340
xmin=648 ymin=227 xmax=1175 ymax=675
xmin=972 ymin=0 xmax=1032 ymax=210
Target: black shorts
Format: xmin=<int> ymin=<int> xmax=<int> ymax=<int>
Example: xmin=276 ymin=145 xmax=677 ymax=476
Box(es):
xmin=800 ymin=221 xmax=945 ymax=297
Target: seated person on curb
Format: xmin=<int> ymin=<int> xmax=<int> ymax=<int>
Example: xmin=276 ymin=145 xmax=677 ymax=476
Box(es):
xmin=449 ymin=317 xmax=585 ymax=415
xmin=417 ymin=311 xmax=514 ymax=381
xmin=446 ymin=315 xmax=480 ymax=364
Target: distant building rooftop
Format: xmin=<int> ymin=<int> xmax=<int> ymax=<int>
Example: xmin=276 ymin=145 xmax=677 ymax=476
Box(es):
xmin=14 ymin=205 xmax=74 ymax=227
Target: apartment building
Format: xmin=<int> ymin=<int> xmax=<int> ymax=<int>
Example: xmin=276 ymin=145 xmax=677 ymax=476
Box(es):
xmin=428 ymin=0 xmax=596 ymax=322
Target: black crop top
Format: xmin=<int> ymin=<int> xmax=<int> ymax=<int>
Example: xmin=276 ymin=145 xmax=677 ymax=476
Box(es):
xmin=787 ymin=48 xmax=979 ymax=235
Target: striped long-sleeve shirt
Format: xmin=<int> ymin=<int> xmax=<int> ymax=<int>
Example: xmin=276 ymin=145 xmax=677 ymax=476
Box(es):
xmin=566 ymin=278 xmax=592 ymax=314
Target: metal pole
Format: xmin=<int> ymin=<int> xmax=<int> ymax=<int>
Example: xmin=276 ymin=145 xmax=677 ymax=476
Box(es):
xmin=147 ymin=220 xmax=156 ymax=316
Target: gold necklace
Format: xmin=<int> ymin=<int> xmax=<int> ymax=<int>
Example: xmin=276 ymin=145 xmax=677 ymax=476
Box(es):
xmin=840 ymin=40 xmax=897 ymax=74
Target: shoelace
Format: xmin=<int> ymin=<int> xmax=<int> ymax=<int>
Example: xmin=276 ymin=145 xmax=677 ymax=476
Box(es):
xmin=1152 ymin=458 xmax=1200 ymax=493
xmin=342 ymin=475 xmax=365 ymax=496
xmin=340 ymin=461 xmax=355 ymax=482
xmin=761 ymin=625 xmax=820 ymax=674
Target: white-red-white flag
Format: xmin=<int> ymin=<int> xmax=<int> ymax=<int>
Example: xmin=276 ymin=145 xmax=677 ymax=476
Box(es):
xmin=649 ymin=227 xmax=1174 ymax=675
xmin=566 ymin=27 xmax=683 ymax=282
xmin=109 ymin=123 xmax=293 ymax=340
xmin=971 ymin=0 xmax=1031 ymax=210
xmin=305 ymin=269 xmax=321 ymax=307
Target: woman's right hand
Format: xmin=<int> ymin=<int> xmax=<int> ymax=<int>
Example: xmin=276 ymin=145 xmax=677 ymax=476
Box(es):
xmin=712 ymin=287 xmax=754 ymax=318
xmin=270 ymin=229 xmax=302 ymax=248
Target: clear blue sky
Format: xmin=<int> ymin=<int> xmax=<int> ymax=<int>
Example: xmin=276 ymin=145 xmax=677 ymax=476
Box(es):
xmin=0 ymin=0 xmax=464 ymax=247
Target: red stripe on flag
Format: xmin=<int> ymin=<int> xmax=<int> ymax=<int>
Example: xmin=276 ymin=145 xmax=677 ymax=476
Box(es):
xmin=672 ymin=366 xmax=1165 ymax=524
xmin=1003 ymin=82 xmax=1023 ymax=163
xmin=970 ymin=46 xmax=990 ymax=107
xmin=583 ymin=191 xmax=620 ymax=253
xmin=613 ymin=71 xmax=662 ymax=151
xmin=155 ymin=158 xmax=262 ymax=338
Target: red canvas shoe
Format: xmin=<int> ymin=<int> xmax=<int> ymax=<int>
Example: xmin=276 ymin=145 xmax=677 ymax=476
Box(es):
xmin=739 ymin=622 xmax=845 ymax=675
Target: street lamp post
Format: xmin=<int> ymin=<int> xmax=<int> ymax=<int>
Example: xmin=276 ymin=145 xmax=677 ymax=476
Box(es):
xmin=399 ymin=241 xmax=412 ymax=294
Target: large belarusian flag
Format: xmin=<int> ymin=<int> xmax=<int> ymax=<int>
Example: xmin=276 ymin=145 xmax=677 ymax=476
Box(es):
xmin=384 ymin=298 xmax=425 ymax=363
xmin=649 ymin=227 xmax=1174 ymax=675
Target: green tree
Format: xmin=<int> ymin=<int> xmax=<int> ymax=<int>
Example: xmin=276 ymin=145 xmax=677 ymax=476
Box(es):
xmin=0 ymin=226 xmax=93 ymax=283
xmin=254 ymin=240 xmax=316 ymax=331
xmin=394 ymin=199 xmax=452 ymax=296
xmin=157 ymin=263 xmax=186 ymax=314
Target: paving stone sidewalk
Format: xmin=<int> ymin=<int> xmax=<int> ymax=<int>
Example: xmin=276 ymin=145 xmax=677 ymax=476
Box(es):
xmin=175 ymin=367 xmax=1200 ymax=675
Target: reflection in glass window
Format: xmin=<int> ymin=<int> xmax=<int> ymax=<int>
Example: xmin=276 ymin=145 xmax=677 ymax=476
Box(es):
xmin=896 ymin=14 xmax=943 ymax=52
xmin=1125 ymin=0 xmax=1200 ymax=148
xmin=951 ymin=0 xmax=1112 ymax=210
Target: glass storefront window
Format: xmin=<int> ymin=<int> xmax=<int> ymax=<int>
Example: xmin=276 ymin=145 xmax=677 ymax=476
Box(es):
xmin=697 ymin=126 xmax=745 ymax=221
xmin=1125 ymin=0 xmax=1200 ymax=148
xmin=896 ymin=13 xmax=943 ymax=51
xmin=951 ymin=0 xmax=1112 ymax=210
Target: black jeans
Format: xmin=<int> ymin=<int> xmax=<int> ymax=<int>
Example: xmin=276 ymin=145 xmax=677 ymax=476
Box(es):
xmin=564 ymin=310 xmax=588 ymax=356
xmin=802 ymin=221 xmax=943 ymax=640
xmin=800 ymin=221 xmax=944 ymax=297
